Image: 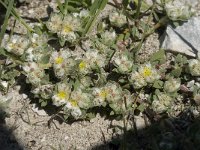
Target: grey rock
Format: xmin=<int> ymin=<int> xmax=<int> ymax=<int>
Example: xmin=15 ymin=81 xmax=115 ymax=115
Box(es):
xmin=161 ymin=17 xmax=200 ymax=57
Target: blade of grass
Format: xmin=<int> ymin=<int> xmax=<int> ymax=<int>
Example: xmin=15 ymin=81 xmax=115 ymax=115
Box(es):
xmin=56 ymin=0 xmax=64 ymax=14
xmin=135 ymin=0 xmax=142 ymax=19
xmin=82 ymin=0 xmax=108 ymax=36
xmin=0 ymin=0 xmax=14 ymax=46
xmin=0 ymin=0 xmax=33 ymax=33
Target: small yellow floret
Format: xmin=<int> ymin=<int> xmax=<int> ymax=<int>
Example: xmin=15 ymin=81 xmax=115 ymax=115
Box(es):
xmin=70 ymin=99 xmax=78 ymax=107
xmin=55 ymin=57 xmax=64 ymax=64
xmin=57 ymin=91 xmax=67 ymax=99
xmin=63 ymin=25 xmax=72 ymax=33
xmin=99 ymin=90 xmax=107 ymax=99
xmin=143 ymin=67 xmax=152 ymax=77
xmin=79 ymin=61 xmax=86 ymax=70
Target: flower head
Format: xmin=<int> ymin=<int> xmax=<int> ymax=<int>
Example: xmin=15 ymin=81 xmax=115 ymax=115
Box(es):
xmin=113 ymin=52 xmax=133 ymax=73
xmin=105 ymin=82 xmax=123 ymax=103
xmin=3 ymin=35 xmax=29 ymax=56
xmin=152 ymin=93 xmax=172 ymax=114
xmin=92 ymin=87 xmax=108 ymax=106
xmin=138 ymin=63 xmax=160 ymax=83
xmin=46 ymin=13 xmax=63 ymax=33
xmin=23 ymin=62 xmax=45 ymax=86
xmin=109 ymin=11 xmax=127 ymax=27
xmin=52 ymin=83 xmax=71 ymax=106
xmin=164 ymin=78 xmax=181 ymax=93
xmin=188 ymin=59 xmax=200 ymax=76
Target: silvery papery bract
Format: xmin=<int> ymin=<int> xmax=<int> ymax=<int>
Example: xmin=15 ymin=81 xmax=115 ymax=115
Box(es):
xmin=2 ymin=34 xmax=29 ymax=56
xmin=130 ymin=71 xmax=147 ymax=89
xmin=194 ymin=92 xmax=200 ymax=104
xmin=109 ymin=90 xmax=134 ymax=114
xmin=164 ymin=78 xmax=181 ymax=93
xmin=105 ymin=82 xmax=123 ymax=103
xmin=100 ymin=30 xmax=116 ymax=46
xmin=188 ymin=59 xmax=200 ymax=76
xmin=70 ymin=89 xmax=93 ymax=109
xmin=138 ymin=63 xmax=160 ymax=83
xmin=152 ymin=92 xmax=172 ymax=114
xmin=25 ymin=33 xmax=48 ymax=62
xmin=23 ymin=62 xmax=45 ymax=86
xmin=58 ymin=14 xmax=81 ymax=42
xmin=31 ymin=84 xmax=54 ymax=99
xmin=165 ymin=0 xmax=195 ymax=20
xmin=50 ymin=49 xmax=75 ymax=78
xmin=130 ymin=63 xmax=160 ymax=89
xmin=109 ymin=10 xmax=127 ymax=27
xmin=92 ymin=87 xmax=107 ymax=106
xmin=78 ymin=49 xmax=107 ymax=75
xmin=113 ymin=51 xmax=133 ymax=73
xmin=52 ymin=83 xmax=71 ymax=107
xmin=46 ymin=12 xmax=81 ymax=43
xmin=46 ymin=13 xmax=63 ymax=33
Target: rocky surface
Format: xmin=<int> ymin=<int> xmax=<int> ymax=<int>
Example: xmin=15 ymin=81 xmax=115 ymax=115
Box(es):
xmin=161 ymin=16 xmax=200 ymax=57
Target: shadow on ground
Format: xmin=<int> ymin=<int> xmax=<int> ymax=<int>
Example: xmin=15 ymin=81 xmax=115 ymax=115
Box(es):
xmin=0 ymin=108 xmax=23 ymax=150
xmin=92 ymin=109 xmax=200 ymax=150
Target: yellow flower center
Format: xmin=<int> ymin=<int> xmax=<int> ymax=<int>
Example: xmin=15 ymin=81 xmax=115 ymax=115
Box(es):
xmin=143 ymin=67 xmax=152 ymax=77
xmin=79 ymin=61 xmax=86 ymax=70
xmin=55 ymin=57 xmax=64 ymax=64
xmin=99 ymin=90 xmax=107 ymax=99
xmin=63 ymin=25 xmax=72 ymax=33
xmin=57 ymin=91 xmax=67 ymax=99
xmin=70 ymin=99 xmax=78 ymax=107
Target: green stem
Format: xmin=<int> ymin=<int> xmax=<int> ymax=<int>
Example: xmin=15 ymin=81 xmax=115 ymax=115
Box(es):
xmin=0 ymin=0 xmax=33 ymax=33
xmin=0 ymin=0 xmax=14 ymax=46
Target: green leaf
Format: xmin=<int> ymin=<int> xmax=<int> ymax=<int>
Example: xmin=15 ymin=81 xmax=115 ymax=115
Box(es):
xmin=153 ymin=80 xmax=164 ymax=89
xmin=137 ymin=103 xmax=147 ymax=112
xmin=41 ymin=100 xmax=47 ymax=107
xmin=150 ymin=49 xmax=166 ymax=64
xmin=59 ymin=37 xmax=66 ymax=47
xmin=86 ymin=112 xmax=96 ymax=119
xmin=73 ymin=79 xmax=80 ymax=91
xmin=39 ymin=54 xmax=50 ymax=64
xmin=171 ymin=67 xmax=182 ymax=77
xmin=122 ymin=0 xmax=130 ymax=8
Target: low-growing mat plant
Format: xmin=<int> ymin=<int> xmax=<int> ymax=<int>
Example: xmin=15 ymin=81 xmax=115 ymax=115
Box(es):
xmin=0 ymin=0 xmax=199 ymax=148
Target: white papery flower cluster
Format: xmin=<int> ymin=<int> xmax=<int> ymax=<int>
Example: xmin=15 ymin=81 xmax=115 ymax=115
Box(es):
xmin=52 ymin=83 xmax=92 ymax=118
xmin=113 ymin=51 xmax=133 ymax=73
xmin=22 ymin=62 xmax=45 ymax=86
xmin=50 ymin=49 xmax=75 ymax=78
xmin=130 ymin=63 xmax=160 ymax=89
xmin=25 ymin=33 xmax=48 ymax=62
xmin=188 ymin=59 xmax=200 ymax=76
xmin=164 ymin=78 xmax=181 ymax=93
xmin=165 ymin=0 xmax=195 ymax=20
xmin=31 ymin=84 xmax=54 ymax=99
xmin=109 ymin=10 xmax=127 ymax=27
xmin=100 ymin=30 xmax=116 ymax=46
xmin=92 ymin=82 xmax=123 ymax=106
xmin=152 ymin=92 xmax=172 ymax=114
xmin=46 ymin=13 xmax=81 ymax=42
xmin=78 ymin=49 xmax=107 ymax=75
xmin=2 ymin=34 xmax=29 ymax=56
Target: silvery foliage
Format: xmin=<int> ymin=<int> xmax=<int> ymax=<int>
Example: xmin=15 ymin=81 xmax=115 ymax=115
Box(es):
xmin=1 ymin=0 xmax=200 ymax=120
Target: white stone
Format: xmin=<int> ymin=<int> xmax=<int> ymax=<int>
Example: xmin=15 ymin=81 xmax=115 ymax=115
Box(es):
xmin=31 ymin=104 xmax=47 ymax=116
xmin=1 ymin=81 xmax=8 ymax=88
xmin=161 ymin=17 xmax=200 ymax=57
